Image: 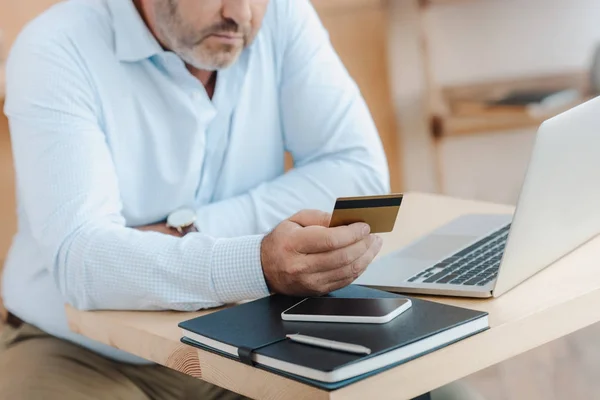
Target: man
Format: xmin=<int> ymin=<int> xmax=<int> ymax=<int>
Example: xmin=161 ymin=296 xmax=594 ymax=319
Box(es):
xmin=0 ymin=0 xmax=483 ymax=399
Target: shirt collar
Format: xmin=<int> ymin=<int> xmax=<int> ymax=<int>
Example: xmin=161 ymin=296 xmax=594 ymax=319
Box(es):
xmin=106 ymin=0 xmax=163 ymax=62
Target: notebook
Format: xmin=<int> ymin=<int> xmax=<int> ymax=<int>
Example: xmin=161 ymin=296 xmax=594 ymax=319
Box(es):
xmin=179 ymin=285 xmax=488 ymax=390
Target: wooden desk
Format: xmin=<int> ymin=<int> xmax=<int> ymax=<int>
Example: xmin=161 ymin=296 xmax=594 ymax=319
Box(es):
xmin=66 ymin=192 xmax=600 ymax=399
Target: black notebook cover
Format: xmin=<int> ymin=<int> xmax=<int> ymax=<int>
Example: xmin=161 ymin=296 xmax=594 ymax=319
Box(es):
xmin=179 ymin=285 xmax=488 ymax=390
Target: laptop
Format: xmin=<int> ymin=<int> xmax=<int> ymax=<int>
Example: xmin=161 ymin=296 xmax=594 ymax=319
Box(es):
xmin=355 ymin=95 xmax=600 ymax=298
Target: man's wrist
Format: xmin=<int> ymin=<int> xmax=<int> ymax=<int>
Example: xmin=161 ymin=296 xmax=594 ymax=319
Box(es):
xmin=259 ymin=233 xmax=276 ymax=294
xmin=211 ymin=235 xmax=271 ymax=303
xmin=135 ymin=223 xmax=182 ymax=237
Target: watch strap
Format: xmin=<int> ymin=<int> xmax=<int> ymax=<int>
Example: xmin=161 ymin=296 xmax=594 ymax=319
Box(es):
xmin=178 ymin=223 xmax=198 ymax=236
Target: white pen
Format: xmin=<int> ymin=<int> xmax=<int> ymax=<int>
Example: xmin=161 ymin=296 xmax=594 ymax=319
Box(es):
xmin=286 ymin=333 xmax=371 ymax=355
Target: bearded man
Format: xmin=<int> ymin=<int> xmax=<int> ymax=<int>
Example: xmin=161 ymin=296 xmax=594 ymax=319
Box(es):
xmin=0 ymin=1 xmax=483 ymax=399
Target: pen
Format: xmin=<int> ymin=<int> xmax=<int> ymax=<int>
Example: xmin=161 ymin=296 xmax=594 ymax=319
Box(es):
xmin=286 ymin=333 xmax=371 ymax=355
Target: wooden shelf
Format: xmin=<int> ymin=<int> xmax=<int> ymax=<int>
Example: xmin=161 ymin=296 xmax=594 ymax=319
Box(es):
xmin=430 ymin=70 xmax=591 ymax=137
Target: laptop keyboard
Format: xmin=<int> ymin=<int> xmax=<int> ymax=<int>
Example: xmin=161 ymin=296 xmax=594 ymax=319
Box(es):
xmin=407 ymin=224 xmax=511 ymax=287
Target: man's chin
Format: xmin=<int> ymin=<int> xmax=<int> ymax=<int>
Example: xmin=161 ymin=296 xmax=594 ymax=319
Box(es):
xmin=182 ymin=46 xmax=243 ymax=70
xmin=212 ymin=54 xmax=241 ymax=69
xmin=202 ymin=54 xmax=242 ymax=70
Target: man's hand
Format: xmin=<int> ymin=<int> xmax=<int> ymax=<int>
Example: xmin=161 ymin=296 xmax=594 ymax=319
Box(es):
xmin=261 ymin=209 xmax=383 ymax=296
xmin=135 ymin=223 xmax=182 ymax=237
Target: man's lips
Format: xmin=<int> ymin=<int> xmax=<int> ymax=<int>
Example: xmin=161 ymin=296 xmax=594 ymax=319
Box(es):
xmin=208 ymin=32 xmax=244 ymax=42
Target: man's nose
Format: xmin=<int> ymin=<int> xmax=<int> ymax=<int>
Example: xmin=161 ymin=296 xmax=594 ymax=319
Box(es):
xmin=222 ymin=0 xmax=252 ymax=27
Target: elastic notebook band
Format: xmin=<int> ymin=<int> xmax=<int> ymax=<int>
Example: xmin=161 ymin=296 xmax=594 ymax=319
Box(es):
xmin=237 ymin=346 xmax=255 ymax=366
xmin=237 ymin=337 xmax=289 ymax=367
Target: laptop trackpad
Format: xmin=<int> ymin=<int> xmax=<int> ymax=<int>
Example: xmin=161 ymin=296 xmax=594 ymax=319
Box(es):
xmin=401 ymin=235 xmax=478 ymax=261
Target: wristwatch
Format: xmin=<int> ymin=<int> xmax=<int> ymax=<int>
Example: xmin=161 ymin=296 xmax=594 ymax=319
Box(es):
xmin=166 ymin=208 xmax=199 ymax=236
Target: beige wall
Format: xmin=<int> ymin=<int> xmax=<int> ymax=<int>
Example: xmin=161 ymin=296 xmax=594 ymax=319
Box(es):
xmin=0 ymin=1 xmax=57 ymax=264
xmin=423 ymin=0 xmax=600 ymax=87
xmin=0 ymin=0 xmax=60 ymax=60
xmin=0 ymin=107 xmax=15 ymax=259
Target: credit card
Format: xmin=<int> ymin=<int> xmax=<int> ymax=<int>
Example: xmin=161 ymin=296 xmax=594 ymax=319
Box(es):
xmin=329 ymin=194 xmax=403 ymax=233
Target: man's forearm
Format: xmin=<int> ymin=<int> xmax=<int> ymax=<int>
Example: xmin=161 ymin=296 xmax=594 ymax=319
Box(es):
xmin=195 ymin=154 xmax=389 ymax=238
xmin=55 ymin=222 xmax=269 ymax=311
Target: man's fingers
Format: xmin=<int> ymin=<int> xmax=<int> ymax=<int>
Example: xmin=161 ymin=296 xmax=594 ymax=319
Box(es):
xmin=294 ymin=223 xmax=371 ymax=254
xmin=310 ymin=235 xmax=383 ymax=291
xmin=289 ymin=209 xmax=331 ymax=228
xmin=304 ymin=235 xmax=376 ymax=273
xmin=348 ymin=235 xmax=383 ymax=277
xmin=323 ymin=276 xmax=356 ymax=295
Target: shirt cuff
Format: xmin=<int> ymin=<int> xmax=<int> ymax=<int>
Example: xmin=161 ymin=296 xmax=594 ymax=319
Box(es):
xmin=210 ymin=234 xmax=270 ymax=303
xmin=195 ymin=195 xmax=256 ymax=238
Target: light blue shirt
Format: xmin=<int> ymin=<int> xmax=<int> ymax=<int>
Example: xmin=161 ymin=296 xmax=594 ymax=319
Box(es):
xmin=2 ymin=0 xmax=389 ymax=363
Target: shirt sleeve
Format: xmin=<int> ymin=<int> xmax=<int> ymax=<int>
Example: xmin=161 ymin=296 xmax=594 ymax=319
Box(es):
xmin=195 ymin=0 xmax=390 ymax=238
xmin=4 ymin=28 xmax=269 ymax=311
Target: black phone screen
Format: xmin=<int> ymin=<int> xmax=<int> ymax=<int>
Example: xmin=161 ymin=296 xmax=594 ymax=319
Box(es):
xmin=283 ymin=297 xmax=410 ymax=317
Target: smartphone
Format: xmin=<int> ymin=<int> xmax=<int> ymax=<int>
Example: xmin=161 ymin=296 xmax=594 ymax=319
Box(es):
xmin=281 ymin=297 xmax=412 ymax=324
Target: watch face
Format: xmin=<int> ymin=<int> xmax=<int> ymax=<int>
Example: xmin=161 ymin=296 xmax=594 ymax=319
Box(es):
xmin=167 ymin=208 xmax=196 ymax=228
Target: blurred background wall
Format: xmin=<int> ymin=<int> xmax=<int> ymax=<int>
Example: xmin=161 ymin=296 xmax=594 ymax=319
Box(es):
xmin=391 ymin=0 xmax=600 ymax=204
xmin=425 ymin=0 xmax=600 ymax=85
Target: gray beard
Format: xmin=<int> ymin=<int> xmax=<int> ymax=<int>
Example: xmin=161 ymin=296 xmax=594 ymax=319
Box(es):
xmin=154 ymin=8 xmax=236 ymax=71
xmin=174 ymin=46 xmax=221 ymax=71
